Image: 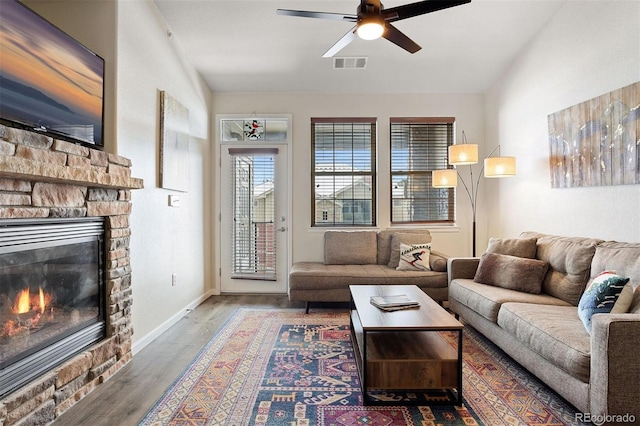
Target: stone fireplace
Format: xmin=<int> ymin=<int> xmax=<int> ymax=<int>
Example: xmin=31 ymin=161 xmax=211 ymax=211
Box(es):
xmin=0 ymin=124 xmax=143 ymax=425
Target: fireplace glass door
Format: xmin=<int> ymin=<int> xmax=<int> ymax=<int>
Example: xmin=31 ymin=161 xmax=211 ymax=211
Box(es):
xmin=0 ymin=218 xmax=105 ymax=397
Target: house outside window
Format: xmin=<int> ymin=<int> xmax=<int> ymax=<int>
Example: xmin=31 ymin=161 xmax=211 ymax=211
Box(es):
xmin=311 ymin=118 xmax=376 ymax=227
xmin=390 ymin=117 xmax=455 ymax=223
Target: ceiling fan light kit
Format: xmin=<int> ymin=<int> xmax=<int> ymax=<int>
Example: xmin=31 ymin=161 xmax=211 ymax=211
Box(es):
xmin=277 ymin=0 xmax=471 ymax=57
xmin=357 ymin=16 xmax=385 ymax=40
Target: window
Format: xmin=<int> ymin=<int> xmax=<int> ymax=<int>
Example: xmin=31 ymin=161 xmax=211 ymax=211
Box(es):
xmin=312 ymin=118 xmax=376 ymax=226
xmin=390 ymin=117 xmax=455 ymax=223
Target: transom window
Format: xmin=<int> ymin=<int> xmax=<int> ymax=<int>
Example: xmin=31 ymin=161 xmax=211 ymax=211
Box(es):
xmin=390 ymin=117 xmax=455 ymax=223
xmin=311 ymin=118 xmax=376 ymax=227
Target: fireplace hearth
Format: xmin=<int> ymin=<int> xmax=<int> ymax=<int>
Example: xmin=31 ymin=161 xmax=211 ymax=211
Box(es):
xmin=0 ymin=217 xmax=106 ymax=398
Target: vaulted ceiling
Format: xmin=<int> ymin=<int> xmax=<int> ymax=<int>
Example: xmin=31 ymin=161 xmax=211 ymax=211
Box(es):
xmin=154 ymin=0 xmax=567 ymax=94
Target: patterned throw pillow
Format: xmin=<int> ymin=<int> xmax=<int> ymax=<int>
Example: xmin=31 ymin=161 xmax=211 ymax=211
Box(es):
xmin=396 ymin=243 xmax=431 ymax=271
xmin=578 ymin=271 xmax=630 ymax=333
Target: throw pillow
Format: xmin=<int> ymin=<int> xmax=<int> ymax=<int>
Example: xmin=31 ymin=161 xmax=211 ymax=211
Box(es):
xmin=612 ymin=282 xmax=635 ymax=313
xmin=578 ymin=271 xmax=630 ymax=333
xmin=396 ymin=243 xmax=431 ymax=271
xmin=429 ymin=251 xmax=448 ymax=272
xmin=486 ymin=237 xmax=538 ymax=259
xmin=473 ymin=252 xmax=549 ymax=294
xmin=388 ymin=233 xmax=433 ymax=268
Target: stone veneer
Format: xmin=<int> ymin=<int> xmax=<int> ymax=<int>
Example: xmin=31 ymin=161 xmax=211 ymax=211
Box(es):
xmin=0 ymin=124 xmax=143 ymax=426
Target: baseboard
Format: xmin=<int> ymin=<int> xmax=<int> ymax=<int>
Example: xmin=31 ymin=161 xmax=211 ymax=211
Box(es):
xmin=131 ymin=289 xmax=215 ymax=355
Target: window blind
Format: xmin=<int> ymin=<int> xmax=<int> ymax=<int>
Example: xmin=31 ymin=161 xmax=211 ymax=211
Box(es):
xmin=390 ymin=118 xmax=455 ymax=223
xmin=311 ymin=118 xmax=376 ymax=227
xmin=229 ymin=151 xmax=277 ymax=280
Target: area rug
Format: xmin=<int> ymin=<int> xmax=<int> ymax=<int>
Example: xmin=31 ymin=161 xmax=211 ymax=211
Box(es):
xmin=139 ymin=309 xmax=580 ymax=425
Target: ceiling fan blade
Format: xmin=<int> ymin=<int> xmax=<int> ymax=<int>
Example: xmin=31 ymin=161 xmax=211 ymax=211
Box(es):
xmin=383 ymin=0 xmax=471 ymax=22
xmin=277 ymin=9 xmax=357 ymax=22
xmin=322 ymin=26 xmax=358 ymax=58
xmin=383 ymin=23 xmax=421 ymax=54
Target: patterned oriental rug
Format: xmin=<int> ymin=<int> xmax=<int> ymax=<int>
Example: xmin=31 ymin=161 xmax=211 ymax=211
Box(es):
xmin=140 ymin=309 xmax=580 ymax=426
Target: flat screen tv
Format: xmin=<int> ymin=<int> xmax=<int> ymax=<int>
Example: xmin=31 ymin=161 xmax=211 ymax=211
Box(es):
xmin=0 ymin=0 xmax=104 ymax=147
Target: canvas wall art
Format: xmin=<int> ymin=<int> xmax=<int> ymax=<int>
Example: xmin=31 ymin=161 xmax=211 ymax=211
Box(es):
xmin=547 ymin=81 xmax=639 ymax=188
xmin=159 ymin=91 xmax=189 ymax=192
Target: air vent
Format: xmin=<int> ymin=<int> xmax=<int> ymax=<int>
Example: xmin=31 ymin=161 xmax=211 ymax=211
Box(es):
xmin=333 ymin=57 xmax=368 ymax=69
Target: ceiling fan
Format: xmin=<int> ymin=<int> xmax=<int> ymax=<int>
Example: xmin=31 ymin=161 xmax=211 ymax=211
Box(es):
xmin=277 ymin=0 xmax=471 ymax=58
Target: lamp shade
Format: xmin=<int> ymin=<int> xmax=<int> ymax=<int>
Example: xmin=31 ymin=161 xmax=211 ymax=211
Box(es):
xmin=449 ymin=144 xmax=478 ymax=165
xmin=484 ymin=156 xmax=516 ymax=177
xmin=357 ymin=17 xmax=385 ymax=40
xmin=432 ymin=169 xmax=457 ymax=188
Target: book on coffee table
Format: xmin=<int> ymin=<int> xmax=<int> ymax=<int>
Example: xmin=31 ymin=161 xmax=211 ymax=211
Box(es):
xmin=370 ymin=294 xmax=420 ymax=311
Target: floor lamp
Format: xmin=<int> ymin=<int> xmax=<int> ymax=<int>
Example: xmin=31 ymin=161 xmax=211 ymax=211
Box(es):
xmin=432 ymin=132 xmax=516 ymax=257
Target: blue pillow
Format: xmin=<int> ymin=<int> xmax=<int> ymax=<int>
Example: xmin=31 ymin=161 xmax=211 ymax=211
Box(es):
xmin=578 ymin=272 xmax=630 ymax=333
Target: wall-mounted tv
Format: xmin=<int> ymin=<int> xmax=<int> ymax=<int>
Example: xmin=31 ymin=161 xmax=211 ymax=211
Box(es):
xmin=0 ymin=0 xmax=104 ymax=147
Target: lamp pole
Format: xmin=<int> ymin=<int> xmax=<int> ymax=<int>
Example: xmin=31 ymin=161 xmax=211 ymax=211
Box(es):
xmin=454 ymin=145 xmax=501 ymax=257
xmin=432 ymin=133 xmax=516 ymax=258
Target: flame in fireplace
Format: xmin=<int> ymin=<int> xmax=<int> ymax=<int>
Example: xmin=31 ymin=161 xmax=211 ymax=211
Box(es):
xmin=3 ymin=287 xmax=52 ymax=337
xmin=39 ymin=287 xmax=46 ymax=314
xmin=15 ymin=289 xmax=31 ymax=314
xmin=12 ymin=287 xmax=50 ymax=314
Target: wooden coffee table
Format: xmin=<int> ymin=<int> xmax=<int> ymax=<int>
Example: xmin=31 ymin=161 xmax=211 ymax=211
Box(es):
xmin=349 ymin=285 xmax=464 ymax=405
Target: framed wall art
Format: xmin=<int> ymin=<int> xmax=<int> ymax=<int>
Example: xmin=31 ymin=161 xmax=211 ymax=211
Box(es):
xmin=159 ymin=90 xmax=190 ymax=192
xmin=547 ymin=81 xmax=639 ymax=188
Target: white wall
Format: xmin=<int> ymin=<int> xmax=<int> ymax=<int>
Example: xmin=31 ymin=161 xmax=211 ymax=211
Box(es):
xmin=116 ymin=0 xmax=213 ymax=350
xmin=484 ymin=0 xmax=640 ymax=244
xmin=23 ymin=1 xmax=117 ymax=153
xmin=212 ymin=92 xmax=484 ymax=280
xmin=25 ymin=0 xmax=213 ymax=353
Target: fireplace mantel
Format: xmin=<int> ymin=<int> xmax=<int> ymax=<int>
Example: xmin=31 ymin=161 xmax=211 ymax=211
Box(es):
xmin=0 ymin=125 xmax=143 ymax=191
xmin=0 ymin=124 xmax=143 ymax=425
xmin=0 ymin=156 xmax=143 ymax=190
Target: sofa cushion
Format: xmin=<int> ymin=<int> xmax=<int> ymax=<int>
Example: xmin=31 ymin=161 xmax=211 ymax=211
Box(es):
xmin=324 ymin=231 xmax=377 ymax=265
xmin=592 ymin=242 xmax=640 ymax=313
xmin=449 ymin=278 xmax=571 ymax=322
xmin=497 ymin=303 xmax=591 ymax=382
xmin=387 ymin=232 xmax=433 ymax=268
xmin=396 ymin=243 xmax=431 ymax=271
xmin=289 ymin=263 xmax=449 ymax=291
xmin=591 ymin=241 xmax=640 ymax=282
xmin=520 ymin=232 xmax=602 ymax=306
xmin=577 ymin=271 xmax=629 ymax=332
xmin=486 ymin=237 xmax=538 ymax=259
xmin=376 ymin=229 xmax=432 ymax=266
xmin=473 ymin=253 xmax=548 ymax=294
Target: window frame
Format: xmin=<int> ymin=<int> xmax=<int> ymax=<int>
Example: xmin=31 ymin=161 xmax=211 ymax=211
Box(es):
xmin=311 ymin=117 xmax=377 ymax=227
xmin=390 ymin=117 xmax=455 ymax=224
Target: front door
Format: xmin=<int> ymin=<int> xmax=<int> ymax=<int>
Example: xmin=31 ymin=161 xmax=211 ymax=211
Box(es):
xmin=219 ymin=144 xmax=288 ymax=293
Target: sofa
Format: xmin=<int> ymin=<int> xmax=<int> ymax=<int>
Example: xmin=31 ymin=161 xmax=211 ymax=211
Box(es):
xmin=289 ymin=229 xmax=449 ymax=312
xmin=448 ymin=232 xmax=640 ymax=422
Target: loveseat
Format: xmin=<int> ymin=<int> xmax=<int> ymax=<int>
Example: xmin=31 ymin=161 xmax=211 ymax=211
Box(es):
xmin=289 ymin=229 xmax=449 ymax=312
xmin=449 ymin=232 xmax=640 ymax=422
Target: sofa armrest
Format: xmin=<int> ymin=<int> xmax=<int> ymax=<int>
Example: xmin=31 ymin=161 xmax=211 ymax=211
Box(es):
xmin=447 ymin=257 xmax=480 ymax=283
xmin=590 ymin=313 xmax=640 ymax=420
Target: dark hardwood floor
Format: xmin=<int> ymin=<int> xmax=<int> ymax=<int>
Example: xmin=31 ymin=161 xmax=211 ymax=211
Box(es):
xmin=52 ymin=294 xmax=306 ymax=426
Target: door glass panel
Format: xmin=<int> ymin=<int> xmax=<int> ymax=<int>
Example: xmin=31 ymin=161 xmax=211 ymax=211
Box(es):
xmin=230 ymin=153 xmax=276 ymax=280
xmin=221 ymin=119 xmax=288 ymax=142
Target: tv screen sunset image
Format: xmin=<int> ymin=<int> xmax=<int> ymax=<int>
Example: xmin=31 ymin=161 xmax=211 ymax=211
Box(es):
xmin=0 ymin=0 xmax=104 ymax=145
